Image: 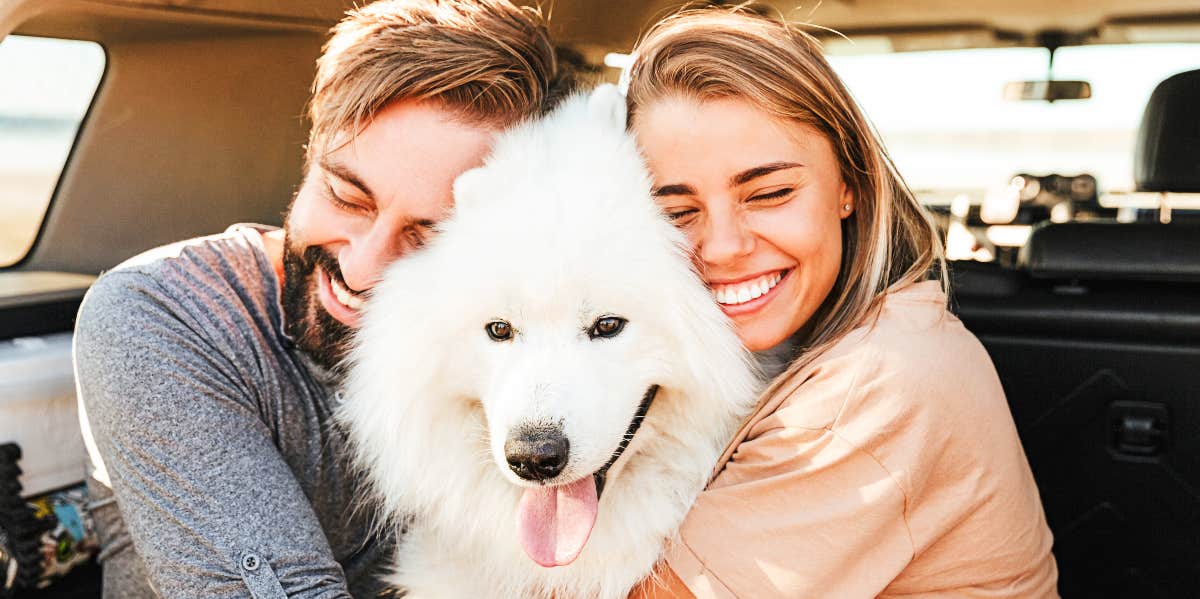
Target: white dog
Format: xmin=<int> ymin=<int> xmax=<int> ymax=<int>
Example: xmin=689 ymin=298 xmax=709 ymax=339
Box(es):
xmin=339 ymin=87 xmax=761 ymax=599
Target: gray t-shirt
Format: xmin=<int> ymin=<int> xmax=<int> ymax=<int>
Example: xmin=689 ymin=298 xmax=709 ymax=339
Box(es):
xmin=74 ymin=225 xmax=394 ymax=598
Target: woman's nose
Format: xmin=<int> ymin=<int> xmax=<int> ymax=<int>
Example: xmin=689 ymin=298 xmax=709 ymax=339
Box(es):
xmin=697 ymin=211 xmax=755 ymax=268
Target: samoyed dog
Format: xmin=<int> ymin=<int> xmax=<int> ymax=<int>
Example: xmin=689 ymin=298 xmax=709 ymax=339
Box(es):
xmin=339 ymin=86 xmax=761 ymax=599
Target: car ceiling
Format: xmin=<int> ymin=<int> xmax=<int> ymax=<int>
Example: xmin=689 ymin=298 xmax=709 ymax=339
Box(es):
xmin=61 ymin=0 xmax=1200 ymax=49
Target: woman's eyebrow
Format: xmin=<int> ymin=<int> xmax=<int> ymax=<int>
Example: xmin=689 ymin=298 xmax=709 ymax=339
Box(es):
xmin=319 ymin=157 xmax=376 ymax=201
xmin=730 ymin=161 xmax=804 ymax=186
xmin=651 ymin=183 xmax=697 ymax=197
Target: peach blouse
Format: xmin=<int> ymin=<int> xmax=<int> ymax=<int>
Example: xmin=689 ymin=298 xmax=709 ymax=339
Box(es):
xmin=635 ymin=281 xmax=1058 ymax=598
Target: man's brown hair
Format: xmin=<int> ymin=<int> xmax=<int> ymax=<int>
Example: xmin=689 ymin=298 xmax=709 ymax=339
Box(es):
xmin=307 ymin=0 xmax=557 ymax=163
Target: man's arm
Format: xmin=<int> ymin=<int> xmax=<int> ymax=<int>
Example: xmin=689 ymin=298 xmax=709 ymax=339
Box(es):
xmin=75 ymin=271 xmax=354 ymax=599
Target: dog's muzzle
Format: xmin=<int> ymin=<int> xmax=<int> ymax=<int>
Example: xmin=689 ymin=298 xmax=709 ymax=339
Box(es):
xmin=592 ymin=384 xmax=660 ymax=497
xmin=505 ymin=426 xmax=570 ymax=481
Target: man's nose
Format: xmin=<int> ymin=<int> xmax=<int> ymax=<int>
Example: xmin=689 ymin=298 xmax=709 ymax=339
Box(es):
xmin=697 ymin=209 xmax=755 ymax=267
xmin=337 ymin=229 xmax=409 ymax=292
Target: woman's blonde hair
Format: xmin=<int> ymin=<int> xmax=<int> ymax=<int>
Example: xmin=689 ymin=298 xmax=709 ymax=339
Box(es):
xmin=626 ymin=7 xmax=946 ymax=372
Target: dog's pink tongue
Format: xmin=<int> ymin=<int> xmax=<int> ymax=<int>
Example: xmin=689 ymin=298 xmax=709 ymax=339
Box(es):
xmin=516 ymin=477 xmax=598 ymax=568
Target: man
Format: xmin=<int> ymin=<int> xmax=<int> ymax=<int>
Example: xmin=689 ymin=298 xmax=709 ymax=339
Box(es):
xmin=73 ymin=2 xmax=558 ymax=596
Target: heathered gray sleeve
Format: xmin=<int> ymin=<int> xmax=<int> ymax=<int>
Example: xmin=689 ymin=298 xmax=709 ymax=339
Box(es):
xmin=74 ymin=270 xmax=355 ymax=599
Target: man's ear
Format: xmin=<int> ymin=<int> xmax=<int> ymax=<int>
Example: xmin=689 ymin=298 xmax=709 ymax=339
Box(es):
xmin=452 ymin=167 xmax=486 ymax=209
xmin=587 ymin=83 xmax=627 ymax=132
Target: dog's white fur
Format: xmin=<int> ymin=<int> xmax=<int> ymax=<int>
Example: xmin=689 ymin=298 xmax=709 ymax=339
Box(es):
xmin=339 ymin=87 xmax=761 ymax=599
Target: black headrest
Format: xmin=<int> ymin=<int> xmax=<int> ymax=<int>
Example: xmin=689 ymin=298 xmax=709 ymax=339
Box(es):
xmin=1020 ymin=221 xmax=1200 ymax=282
xmin=1135 ymin=69 xmax=1200 ymax=193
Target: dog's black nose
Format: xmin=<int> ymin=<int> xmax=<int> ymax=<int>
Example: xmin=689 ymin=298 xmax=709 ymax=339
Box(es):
xmin=504 ymin=426 xmax=569 ymax=481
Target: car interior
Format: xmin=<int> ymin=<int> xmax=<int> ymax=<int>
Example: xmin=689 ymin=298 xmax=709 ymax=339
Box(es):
xmin=1 ymin=0 xmax=1198 ymax=597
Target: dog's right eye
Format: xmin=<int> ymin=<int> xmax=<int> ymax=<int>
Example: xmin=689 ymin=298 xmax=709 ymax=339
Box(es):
xmin=485 ymin=320 xmax=514 ymax=342
xmin=588 ymin=316 xmax=627 ymax=339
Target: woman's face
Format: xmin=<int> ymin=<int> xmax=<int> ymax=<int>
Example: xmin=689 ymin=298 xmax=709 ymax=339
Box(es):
xmin=633 ymin=96 xmax=853 ymax=352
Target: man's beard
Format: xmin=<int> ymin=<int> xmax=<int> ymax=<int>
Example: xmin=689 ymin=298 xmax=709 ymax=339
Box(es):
xmin=280 ymin=232 xmax=355 ymax=376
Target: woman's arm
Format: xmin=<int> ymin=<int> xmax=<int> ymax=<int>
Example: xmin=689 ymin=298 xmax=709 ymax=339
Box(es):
xmin=629 ymin=563 xmax=695 ymax=599
xmin=661 ymin=425 xmax=914 ymax=598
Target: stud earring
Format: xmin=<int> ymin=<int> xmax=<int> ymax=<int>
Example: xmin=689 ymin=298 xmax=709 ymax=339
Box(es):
xmin=842 ymin=203 xmax=852 ymax=212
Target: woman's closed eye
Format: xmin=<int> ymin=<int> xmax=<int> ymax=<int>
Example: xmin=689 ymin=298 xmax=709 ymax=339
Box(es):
xmin=664 ymin=207 xmax=700 ymax=226
xmin=746 ymin=186 xmax=795 ymax=204
xmin=666 ymin=207 xmax=697 ymax=220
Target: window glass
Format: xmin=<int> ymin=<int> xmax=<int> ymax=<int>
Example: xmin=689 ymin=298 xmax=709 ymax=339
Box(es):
xmin=829 ymin=44 xmax=1200 ymax=200
xmin=829 ymin=44 xmax=1200 ymax=261
xmin=0 ymin=35 xmax=105 ymax=267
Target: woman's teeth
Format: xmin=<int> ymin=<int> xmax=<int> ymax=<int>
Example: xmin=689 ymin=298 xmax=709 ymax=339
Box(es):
xmin=330 ymin=276 xmax=365 ymax=311
xmin=714 ymin=271 xmax=784 ymax=306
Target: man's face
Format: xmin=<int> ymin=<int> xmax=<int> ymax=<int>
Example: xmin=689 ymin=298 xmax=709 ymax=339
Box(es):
xmin=282 ymin=100 xmax=497 ymax=372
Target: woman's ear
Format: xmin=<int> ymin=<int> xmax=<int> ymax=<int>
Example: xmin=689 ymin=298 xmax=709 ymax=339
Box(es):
xmin=839 ymin=184 xmax=855 ymax=219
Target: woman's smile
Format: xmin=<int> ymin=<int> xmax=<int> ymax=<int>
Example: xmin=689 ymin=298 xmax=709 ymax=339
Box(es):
xmin=709 ymin=268 xmax=792 ymax=316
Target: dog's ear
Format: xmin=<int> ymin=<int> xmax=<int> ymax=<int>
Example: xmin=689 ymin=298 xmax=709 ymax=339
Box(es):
xmin=587 ymin=83 xmax=627 ymax=132
xmin=452 ymin=166 xmax=486 ymax=209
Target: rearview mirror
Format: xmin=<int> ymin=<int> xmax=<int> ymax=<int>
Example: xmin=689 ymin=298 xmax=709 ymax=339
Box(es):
xmin=1003 ymin=80 xmax=1091 ymax=102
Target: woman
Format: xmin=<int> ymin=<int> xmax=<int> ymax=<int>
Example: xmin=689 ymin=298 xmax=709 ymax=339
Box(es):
xmin=624 ymin=9 xmax=1058 ymax=598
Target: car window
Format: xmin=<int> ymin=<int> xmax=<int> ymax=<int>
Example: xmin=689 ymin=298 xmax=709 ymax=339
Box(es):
xmin=0 ymin=35 xmax=105 ymax=268
xmin=829 ymin=43 xmax=1200 ymax=200
xmin=827 ymin=43 xmax=1200 ymax=261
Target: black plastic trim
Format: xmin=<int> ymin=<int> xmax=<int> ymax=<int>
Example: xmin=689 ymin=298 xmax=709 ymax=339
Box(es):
xmin=0 ymin=296 xmax=84 ymax=340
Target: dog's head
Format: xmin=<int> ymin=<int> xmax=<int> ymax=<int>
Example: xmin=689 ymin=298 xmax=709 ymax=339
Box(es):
xmin=343 ymin=86 xmax=758 ymax=569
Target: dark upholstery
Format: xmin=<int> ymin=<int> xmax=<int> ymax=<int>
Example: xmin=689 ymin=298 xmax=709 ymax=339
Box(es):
xmin=948 ymin=68 xmax=1200 ymax=599
xmin=1134 ymin=69 xmax=1200 ymax=193
xmin=951 ymin=263 xmax=1200 ymax=599
xmin=1019 ymin=221 xmax=1200 ymax=282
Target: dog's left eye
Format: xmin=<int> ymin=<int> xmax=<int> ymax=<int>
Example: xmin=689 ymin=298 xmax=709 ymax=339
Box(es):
xmin=485 ymin=320 xmax=515 ymax=341
xmin=588 ymin=316 xmax=626 ymax=339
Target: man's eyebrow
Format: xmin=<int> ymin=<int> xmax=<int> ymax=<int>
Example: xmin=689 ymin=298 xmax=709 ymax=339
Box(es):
xmin=651 ymin=183 xmax=697 ymax=197
xmin=730 ymin=161 xmax=803 ymax=187
xmin=319 ymin=158 xmax=376 ymax=200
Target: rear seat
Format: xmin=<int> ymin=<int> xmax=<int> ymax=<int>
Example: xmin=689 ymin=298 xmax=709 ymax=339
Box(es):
xmin=1022 ymin=221 xmax=1200 ymax=282
xmin=951 ymin=68 xmax=1200 ymax=599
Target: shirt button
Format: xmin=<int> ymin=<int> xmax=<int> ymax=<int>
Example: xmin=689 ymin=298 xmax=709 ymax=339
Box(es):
xmin=241 ymin=553 xmax=261 ymax=572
